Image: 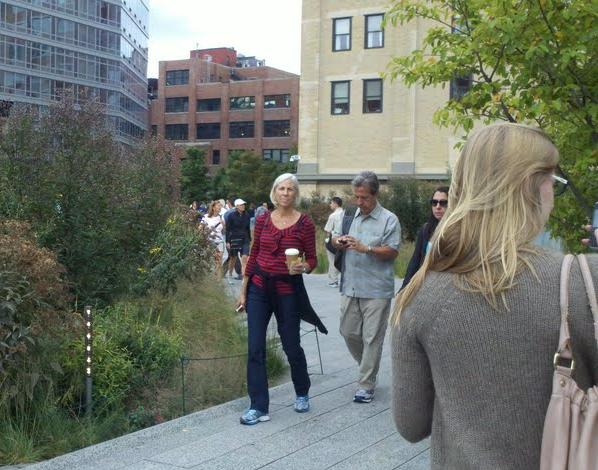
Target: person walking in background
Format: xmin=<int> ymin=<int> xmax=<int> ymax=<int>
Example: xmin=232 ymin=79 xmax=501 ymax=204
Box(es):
xmin=236 ymin=173 xmax=319 ymax=425
xmin=400 ymin=186 xmax=449 ymax=290
xmin=390 ymin=123 xmax=597 ymax=469
xmin=201 ymin=200 xmax=225 ymax=278
xmin=324 ymin=196 xmax=344 ymax=287
xmin=223 ymin=198 xmax=235 ymax=224
xmin=218 ymin=199 xmax=227 ymax=218
xmin=248 ymin=202 xmax=257 ymax=239
xmin=255 ymin=202 xmax=269 ymax=219
xmin=225 ymin=198 xmax=251 ymax=281
xmin=333 ymin=171 xmax=401 ymax=404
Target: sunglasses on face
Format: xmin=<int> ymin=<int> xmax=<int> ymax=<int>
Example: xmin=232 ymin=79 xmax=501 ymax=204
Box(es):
xmin=430 ymin=199 xmax=448 ymax=208
xmin=552 ymin=174 xmax=568 ymax=197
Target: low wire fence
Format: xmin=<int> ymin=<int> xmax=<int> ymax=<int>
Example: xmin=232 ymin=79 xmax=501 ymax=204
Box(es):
xmin=178 ymin=327 xmax=324 ymax=414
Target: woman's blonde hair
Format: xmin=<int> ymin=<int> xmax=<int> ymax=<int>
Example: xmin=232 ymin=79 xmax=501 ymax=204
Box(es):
xmin=270 ymin=173 xmax=300 ymax=206
xmin=207 ymin=200 xmax=220 ymax=217
xmin=391 ymin=123 xmax=559 ymax=324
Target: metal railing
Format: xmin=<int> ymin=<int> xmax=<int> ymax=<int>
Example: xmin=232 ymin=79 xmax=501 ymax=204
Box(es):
xmin=178 ymin=327 xmax=324 ymax=414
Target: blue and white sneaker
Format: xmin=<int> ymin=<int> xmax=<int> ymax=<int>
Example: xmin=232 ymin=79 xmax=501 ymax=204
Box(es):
xmin=294 ymin=395 xmax=310 ymax=413
xmin=353 ymin=389 xmax=375 ymax=403
xmin=240 ymin=408 xmax=270 ymax=425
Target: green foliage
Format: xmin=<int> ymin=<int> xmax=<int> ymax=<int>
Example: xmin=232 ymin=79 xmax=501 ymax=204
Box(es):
xmin=127 ymin=405 xmax=158 ymax=430
xmin=379 ymin=178 xmax=439 ymax=241
xmin=214 ymin=150 xmax=294 ymax=203
xmin=61 ymin=301 xmax=183 ymax=414
xmin=180 ymin=147 xmax=211 ymax=205
xmin=385 ymin=0 xmax=598 ymax=250
xmin=133 ymin=209 xmax=213 ymax=295
xmin=0 ymin=399 xmax=130 ymax=464
xmin=0 ymin=221 xmax=79 ymax=413
xmin=0 ymin=98 xmax=182 ymax=303
xmin=394 ymin=240 xmax=415 ymax=278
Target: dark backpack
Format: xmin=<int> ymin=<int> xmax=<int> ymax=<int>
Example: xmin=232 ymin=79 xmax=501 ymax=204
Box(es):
xmin=333 ymin=206 xmax=357 ymax=271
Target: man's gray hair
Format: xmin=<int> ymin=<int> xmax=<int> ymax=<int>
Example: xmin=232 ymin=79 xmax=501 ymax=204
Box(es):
xmin=351 ymin=171 xmax=379 ymax=195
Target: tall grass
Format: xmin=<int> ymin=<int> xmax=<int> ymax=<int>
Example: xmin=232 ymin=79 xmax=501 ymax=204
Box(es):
xmin=0 ymin=275 xmax=287 ymax=464
xmin=0 ymin=400 xmax=129 ymax=464
xmin=144 ymin=276 xmax=287 ymax=420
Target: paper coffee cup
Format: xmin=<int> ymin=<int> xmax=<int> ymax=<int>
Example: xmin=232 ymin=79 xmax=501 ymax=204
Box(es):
xmin=285 ymin=248 xmax=300 ymax=266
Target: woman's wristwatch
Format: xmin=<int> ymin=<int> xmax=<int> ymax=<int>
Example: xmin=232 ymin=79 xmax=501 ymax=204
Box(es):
xmin=367 ymin=245 xmax=373 ymax=254
xmin=302 ymin=264 xmax=309 ymax=274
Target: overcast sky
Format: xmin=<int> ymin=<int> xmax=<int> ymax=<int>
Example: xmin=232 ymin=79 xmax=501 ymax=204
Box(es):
xmin=147 ymin=0 xmax=302 ymax=78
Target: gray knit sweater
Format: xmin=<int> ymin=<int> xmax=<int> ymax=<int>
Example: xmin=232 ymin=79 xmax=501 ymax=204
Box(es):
xmin=391 ymin=249 xmax=598 ymax=470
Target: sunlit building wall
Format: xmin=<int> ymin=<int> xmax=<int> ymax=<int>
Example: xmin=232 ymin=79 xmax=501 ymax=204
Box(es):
xmin=298 ymin=0 xmax=462 ymax=192
xmin=0 ymin=0 xmax=149 ymax=142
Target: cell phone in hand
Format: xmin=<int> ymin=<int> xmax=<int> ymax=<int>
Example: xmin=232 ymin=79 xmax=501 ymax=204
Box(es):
xmin=590 ymin=201 xmax=598 ymax=251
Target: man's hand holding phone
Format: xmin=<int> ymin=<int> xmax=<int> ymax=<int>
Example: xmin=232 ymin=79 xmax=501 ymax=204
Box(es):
xmin=335 ymin=236 xmax=349 ymax=249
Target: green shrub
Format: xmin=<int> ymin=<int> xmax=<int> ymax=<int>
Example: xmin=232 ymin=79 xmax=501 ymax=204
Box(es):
xmin=0 ymin=221 xmax=79 ymax=413
xmin=61 ymin=301 xmax=183 ymax=414
xmin=0 ymin=100 xmax=183 ymax=304
xmin=380 ymin=178 xmax=443 ymax=241
xmin=133 ymin=209 xmax=213 ymax=295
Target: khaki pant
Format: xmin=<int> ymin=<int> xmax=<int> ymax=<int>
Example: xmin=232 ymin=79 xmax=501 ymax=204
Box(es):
xmin=339 ymin=295 xmax=391 ymax=390
xmin=326 ymin=249 xmax=339 ymax=283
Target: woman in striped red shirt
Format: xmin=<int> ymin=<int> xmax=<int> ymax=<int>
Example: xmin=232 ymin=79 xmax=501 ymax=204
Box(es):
xmin=237 ymin=173 xmax=317 ymax=425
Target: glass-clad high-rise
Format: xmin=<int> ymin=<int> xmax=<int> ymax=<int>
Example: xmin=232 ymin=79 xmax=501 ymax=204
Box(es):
xmin=0 ymin=0 xmax=148 ymax=142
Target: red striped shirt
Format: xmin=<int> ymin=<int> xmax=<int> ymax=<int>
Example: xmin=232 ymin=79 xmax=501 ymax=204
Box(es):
xmin=246 ymin=212 xmax=317 ymax=294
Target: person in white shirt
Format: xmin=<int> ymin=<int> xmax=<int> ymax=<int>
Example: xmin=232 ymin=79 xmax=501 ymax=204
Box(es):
xmin=202 ymin=200 xmax=225 ymax=278
xmin=324 ymin=197 xmax=344 ymax=287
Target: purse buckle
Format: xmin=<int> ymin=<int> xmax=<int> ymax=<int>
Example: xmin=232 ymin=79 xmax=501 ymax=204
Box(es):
xmin=553 ymin=352 xmax=575 ymax=371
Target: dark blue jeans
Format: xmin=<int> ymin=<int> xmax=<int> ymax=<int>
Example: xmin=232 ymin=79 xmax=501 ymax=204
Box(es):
xmin=246 ymin=283 xmax=310 ymax=413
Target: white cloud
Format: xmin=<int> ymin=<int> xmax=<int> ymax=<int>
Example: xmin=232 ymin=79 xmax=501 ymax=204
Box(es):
xmin=147 ymin=0 xmax=302 ymax=78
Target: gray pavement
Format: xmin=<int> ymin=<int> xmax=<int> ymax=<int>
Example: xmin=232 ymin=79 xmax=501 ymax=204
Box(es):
xmin=24 ymin=274 xmax=430 ymax=470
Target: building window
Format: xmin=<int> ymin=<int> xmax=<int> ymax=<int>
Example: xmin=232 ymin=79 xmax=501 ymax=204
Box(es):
xmin=164 ymin=124 xmax=188 ymax=140
xmin=333 ymin=17 xmax=351 ymax=51
xmin=212 ymin=150 xmax=220 ymax=165
xmin=165 ymin=70 xmax=189 ymax=86
xmin=230 ymin=96 xmax=255 ymax=110
xmin=264 ymin=94 xmax=291 ymax=108
xmin=165 ymin=97 xmax=188 ymax=113
xmin=264 ymin=120 xmax=291 ymax=138
xmin=263 ymin=149 xmax=290 ymax=163
xmin=196 ymin=123 xmax=221 ymax=139
xmin=151 ymin=125 xmax=157 ymax=136
xmin=331 ymin=81 xmax=350 ymax=115
xmin=450 ymin=75 xmax=473 ymax=100
xmin=229 ymin=121 xmax=254 ymax=138
xmin=197 ymin=98 xmax=221 ymax=112
xmin=363 ymin=79 xmax=383 ymax=113
xmin=365 ymin=14 xmax=384 ymax=48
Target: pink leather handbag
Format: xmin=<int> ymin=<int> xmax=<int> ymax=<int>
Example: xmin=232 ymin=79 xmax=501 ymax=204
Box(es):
xmin=540 ymin=254 xmax=598 ymax=470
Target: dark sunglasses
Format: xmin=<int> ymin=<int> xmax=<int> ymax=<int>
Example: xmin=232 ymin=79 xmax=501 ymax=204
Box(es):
xmin=430 ymin=199 xmax=448 ymax=208
xmin=552 ymin=174 xmax=568 ymax=197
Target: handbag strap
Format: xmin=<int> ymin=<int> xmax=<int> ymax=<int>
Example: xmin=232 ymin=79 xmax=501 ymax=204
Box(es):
xmin=556 ymin=254 xmax=575 ymax=366
xmin=576 ymin=254 xmax=598 ymax=345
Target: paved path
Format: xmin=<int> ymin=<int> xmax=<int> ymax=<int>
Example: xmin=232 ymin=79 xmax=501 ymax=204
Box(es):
xmin=24 ymin=275 xmax=430 ymax=470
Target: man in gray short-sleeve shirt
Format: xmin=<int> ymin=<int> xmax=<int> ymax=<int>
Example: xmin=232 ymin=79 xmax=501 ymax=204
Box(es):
xmin=333 ymin=171 xmax=401 ymax=403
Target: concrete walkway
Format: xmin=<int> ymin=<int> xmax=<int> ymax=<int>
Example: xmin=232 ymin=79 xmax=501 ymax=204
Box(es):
xmin=25 ymin=275 xmax=430 ymax=470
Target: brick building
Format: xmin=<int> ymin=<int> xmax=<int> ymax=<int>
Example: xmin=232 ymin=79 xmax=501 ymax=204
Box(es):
xmin=149 ymin=48 xmax=299 ymax=168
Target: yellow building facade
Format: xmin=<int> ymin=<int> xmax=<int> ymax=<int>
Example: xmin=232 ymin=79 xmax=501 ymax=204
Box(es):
xmin=298 ymin=0 xmax=460 ymax=194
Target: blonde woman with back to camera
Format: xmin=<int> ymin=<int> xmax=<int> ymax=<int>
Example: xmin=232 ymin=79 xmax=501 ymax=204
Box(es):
xmin=390 ymin=123 xmax=598 ymax=469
